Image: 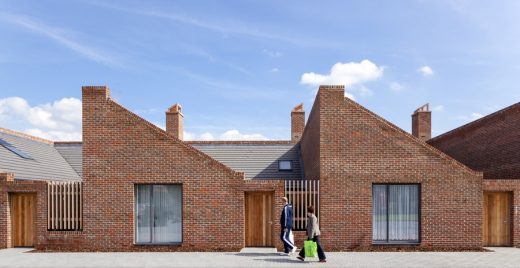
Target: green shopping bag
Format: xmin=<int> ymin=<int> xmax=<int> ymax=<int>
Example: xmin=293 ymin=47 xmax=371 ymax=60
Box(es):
xmin=304 ymin=240 xmax=318 ymax=258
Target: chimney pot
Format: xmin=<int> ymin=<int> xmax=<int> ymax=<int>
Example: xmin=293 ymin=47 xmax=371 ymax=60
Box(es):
xmin=291 ymin=103 xmax=305 ymax=142
xmin=412 ymin=103 xmax=431 ymax=141
xmin=166 ymin=104 xmax=184 ymax=140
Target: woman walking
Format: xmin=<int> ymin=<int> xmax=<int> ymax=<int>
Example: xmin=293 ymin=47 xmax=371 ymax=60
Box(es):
xmin=297 ymin=205 xmax=326 ymax=262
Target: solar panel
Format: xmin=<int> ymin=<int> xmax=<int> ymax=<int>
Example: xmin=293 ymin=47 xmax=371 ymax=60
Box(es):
xmin=0 ymin=138 xmax=34 ymax=160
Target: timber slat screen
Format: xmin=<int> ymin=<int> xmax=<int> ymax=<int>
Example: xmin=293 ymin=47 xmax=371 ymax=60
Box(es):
xmin=47 ymin=181 xmax=83 ymax=231
xmin=284 ymin=180 xmax=319 ymax=230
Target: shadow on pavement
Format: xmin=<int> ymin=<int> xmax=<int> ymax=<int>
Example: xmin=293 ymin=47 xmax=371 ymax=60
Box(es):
xmin=233 ymin=253 xmax=282 ymax=257
xmin=254 ymin=257 xmax=305 ymax=264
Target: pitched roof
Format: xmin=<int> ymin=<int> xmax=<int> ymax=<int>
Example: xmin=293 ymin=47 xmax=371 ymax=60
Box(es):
xmin=0 ymin=129 xmax=81 ymax=181
xmin=428 ymin=101 xmax=520 ymax=144
xmin=188 ymin=142 xmax=302 ymax=179
xmin=54 ymin=142 xmax=83 ymax=177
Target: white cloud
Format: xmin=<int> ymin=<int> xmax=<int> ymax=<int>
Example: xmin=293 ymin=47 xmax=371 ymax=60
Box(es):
xmin=301 ymin=60 xmax=383 ymax=99
xmin=0 ymin=13 xmax=122 ymax=68
xmin=0 ymin=96 xmax=82 ymax=141
xmin=220 ymin=130 xmax=267 ymax=140
xmin=418 ymin=66 xmax=434 ymax=76
xmin=270 ymin=67 xmax=279 ymax=73
xmin=183 ymin=129 xmax=267 ymax=141
xmin=301 ymin=60 xmax=384 ymax=87
xmin=432 ymin=105 xmax=444 ymax=112
xmin=472 ymin=112 xmax=483 ymax=118
xmin=389 ymin=82 xmax=405 ymax=92
xmin=199 ymin=132 xmax=215 ymax=140
xmin=344 ymin=92 xmax=355 ymax=100
xmin=456 ymin=112 xmax=484 ymax=121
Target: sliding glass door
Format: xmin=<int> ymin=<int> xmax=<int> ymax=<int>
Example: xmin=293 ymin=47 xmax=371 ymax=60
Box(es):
xmin=135 ymin=184 xmax=182 ymax=244
xmin=372 ymin=184 xmax=420 ymax=244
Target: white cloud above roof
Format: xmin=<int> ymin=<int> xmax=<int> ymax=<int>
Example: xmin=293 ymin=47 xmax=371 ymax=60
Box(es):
xmin=300 ymin=60 xmax=384 ymax=99
xmin=301 ymin=60 xmax=384 ymax=87
xmin=0 ymin=96 xmax=82 ymax=141
xmin=184 ymin=129 xmax=267 ymax=141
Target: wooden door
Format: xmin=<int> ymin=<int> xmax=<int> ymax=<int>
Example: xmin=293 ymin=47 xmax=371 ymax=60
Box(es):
xmin=483 ymin=192 xmax=511 ymax=246
xmin=245 ymin=192 xmax=273 ymax=247
xmin=11 ymin=193 xmax=36 ymax=247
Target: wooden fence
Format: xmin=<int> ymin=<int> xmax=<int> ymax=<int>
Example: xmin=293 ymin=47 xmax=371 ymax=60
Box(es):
xmin=47 ymin=181 xmax=82 ymax=231
xmin=284 ymin=180 xmax=319 ymax=230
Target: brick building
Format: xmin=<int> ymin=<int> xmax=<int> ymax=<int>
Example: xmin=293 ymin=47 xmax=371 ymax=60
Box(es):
xmin=428 ymin=101 xmax=520 ymax=247
xmin=0 ymin=84 xmax=516 ymax=251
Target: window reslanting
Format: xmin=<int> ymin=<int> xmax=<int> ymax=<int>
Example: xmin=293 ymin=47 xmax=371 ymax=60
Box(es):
xmin=278 ymin=160 xmax=292 ymax=171
xmin=0 ymin=138 xmax=34 ymax=160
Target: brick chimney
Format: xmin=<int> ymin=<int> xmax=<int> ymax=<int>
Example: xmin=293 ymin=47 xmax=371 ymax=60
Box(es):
xmin=166 ymin=104 xmax=184 ymax=140
xmin=291 ymin=103 xmax=305 ymax=142
xmin=412 ymin=103 xmax=431 ymax=141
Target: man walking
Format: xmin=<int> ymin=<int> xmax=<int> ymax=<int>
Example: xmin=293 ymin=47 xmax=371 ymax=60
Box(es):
xmin=280 ymin=197 xmax=296 ymax=255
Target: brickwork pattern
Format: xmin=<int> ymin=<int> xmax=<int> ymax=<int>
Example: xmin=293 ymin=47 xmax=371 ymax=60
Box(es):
xmin=301 ymin=86 xmax=483 ymax=250
xmin=412 ymin=110 xmax=431 ymax=141
xmin=427 ymin=102 xmax=520 ymax=180
xmin=40 ymin=86 xmax=285 ymax=252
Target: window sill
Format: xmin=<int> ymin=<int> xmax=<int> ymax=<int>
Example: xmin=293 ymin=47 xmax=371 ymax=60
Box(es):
xmin=372 ymin=241 xmax=420 ymax=246
xmin=134 ymin=242 xmax=182 ymax=246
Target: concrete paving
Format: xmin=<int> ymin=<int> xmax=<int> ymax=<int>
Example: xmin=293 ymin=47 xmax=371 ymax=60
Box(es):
xmin=0 ymin=247 xmax=519 ymax=268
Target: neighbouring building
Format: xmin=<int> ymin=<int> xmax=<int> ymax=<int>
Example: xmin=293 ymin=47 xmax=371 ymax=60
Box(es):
xmin=0 ymin=84 xmax=516 ymax=251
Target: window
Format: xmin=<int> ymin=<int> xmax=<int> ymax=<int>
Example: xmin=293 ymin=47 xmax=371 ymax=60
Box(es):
xmin=278 ymin=160 xmax=292 ymax=171
xmin=372 ymin=184 xmax=420 ymax=244
xmin=135 ymin=184 xmax=182 ymax=244
xmin=0 ymin=138 xmax=33 ymax=160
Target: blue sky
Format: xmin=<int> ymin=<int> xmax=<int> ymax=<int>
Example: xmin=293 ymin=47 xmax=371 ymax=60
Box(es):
xmin=0 ymin=0 xmax=519 ymax=141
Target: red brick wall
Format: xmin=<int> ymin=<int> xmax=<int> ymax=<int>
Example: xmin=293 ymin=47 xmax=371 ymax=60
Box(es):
xmin=47 ymin=86 xmax=283 ymax=252
xmin=300 ymin=94 xmax=320 ymax=181
xmin=427 ymin=103 xmax=520 ymax=180
xmin=304 ymin=86 xmax=483 ymax=250
xmin=483 ymin=180 xmax=520 ymax=247
xmin=412 ymin=110 xmax=431 ymax=141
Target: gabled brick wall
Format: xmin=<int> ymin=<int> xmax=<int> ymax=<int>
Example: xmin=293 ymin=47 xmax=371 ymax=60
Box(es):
xmin=302 ymin=86 xmax=483 ymax=249
xmin=428 ymin=102 xmax=520 ymax=247
xmin=427 ymin=102 xmax=520 ymax=180
xmin=74 ymin=86 xmax=284 ymax=251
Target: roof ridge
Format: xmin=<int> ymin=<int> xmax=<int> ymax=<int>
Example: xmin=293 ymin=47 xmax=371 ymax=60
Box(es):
xmin=54 ymin=141 xmax=83 ymax=145
xmin=344 ymin=97 xmax=480 ymax=175
xmin=107 ymin=99 xmax=244 ymax=178
xmin=428 ymin=101 xmax=520 ymax=143
xmin=187 ymin=140 xmax=294 ymax=145
xmin=0 ymin=127 xmax=54 ymax=145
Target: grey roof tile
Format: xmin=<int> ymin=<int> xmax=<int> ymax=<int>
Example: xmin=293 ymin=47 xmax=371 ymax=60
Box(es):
xmin=191 ymin=143 xmax=303 ymax=179
xmin=0 ymin=131 xmax=81 ymax=181
xmin=54 ymin=142 xmax=82 ymax=177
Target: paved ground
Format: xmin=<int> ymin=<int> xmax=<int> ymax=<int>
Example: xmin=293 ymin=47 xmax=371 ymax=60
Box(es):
xmin=1 ymin=247 xmax=519 ymax=268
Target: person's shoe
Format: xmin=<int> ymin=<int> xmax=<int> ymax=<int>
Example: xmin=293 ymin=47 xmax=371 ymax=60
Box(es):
xmin=280 ymin=252 xmax=289 ymax=256
xmin=319 ymin=259 xmax=327 ymax=263
xmin=297 ymin=256 xmax=305 ymax=262
xmin=291 ymin=246 xmax=297 ymax=254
